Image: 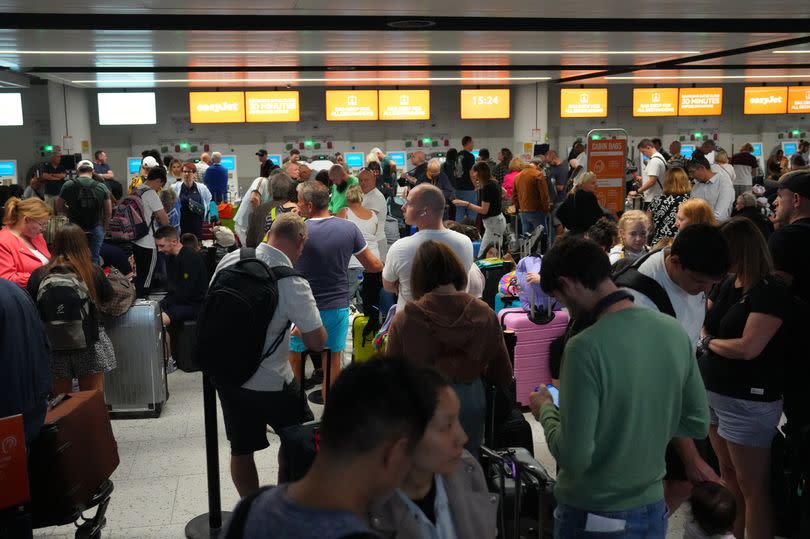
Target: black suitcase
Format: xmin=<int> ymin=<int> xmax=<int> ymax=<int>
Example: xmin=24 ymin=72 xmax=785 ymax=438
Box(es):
xmin=172 ymin=319 xmax=200 ymax=373
xmin=480 ymin=260 xmax=515 ymax=310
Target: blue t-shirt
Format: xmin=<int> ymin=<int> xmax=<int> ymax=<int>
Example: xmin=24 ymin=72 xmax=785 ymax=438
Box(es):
xmin=93 ymin=163 xmax=110 ymax=175
xmin=241 ymin=485 xmax=372 ymax=539
xmin=203 ymin=163 xmax=229 ymax=194
xmin=295 ymin=217 xmax=367 ymax=311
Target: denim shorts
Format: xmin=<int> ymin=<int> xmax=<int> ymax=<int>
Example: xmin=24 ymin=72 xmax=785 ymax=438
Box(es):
xmin=290 ymin=307 xmax=349 ymax=353
xmin=708 ymin=391 xmax=782 ymax=448
xmin=553 ymin=499 xmax=667 ymax=538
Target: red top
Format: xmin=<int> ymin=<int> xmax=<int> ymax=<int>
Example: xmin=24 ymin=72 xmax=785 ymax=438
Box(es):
xmin=0 ymin=227 xmax=51 ymax=288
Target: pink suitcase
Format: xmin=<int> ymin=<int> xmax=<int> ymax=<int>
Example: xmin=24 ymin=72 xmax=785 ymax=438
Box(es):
xmin=499 ymin=306 xmax=569 ymax=406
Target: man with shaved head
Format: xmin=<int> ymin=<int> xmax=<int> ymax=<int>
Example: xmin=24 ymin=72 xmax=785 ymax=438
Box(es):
xmin=383 ymin=183 xmax=474 ymax=311
xmin=327 ymin=164 xmax=359 ymax=215
xmin=358 ymin=169 xmax=388 ymax=258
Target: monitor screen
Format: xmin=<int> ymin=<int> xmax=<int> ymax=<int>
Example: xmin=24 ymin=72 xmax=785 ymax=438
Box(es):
xmin=388 ymin=151 xmax=406 ymax=168
xmin=681 ymin=144 xmax=695 ymax=159
xmin=560 ymin=88 xmax=608 ymax=118
xmin=460 ymin=89 xmax=510 ymax=119
xmin=345 ymin=152 xmax=364 ymax=169
xmin=128 ymin=158 xmax=142 ymax=174
xmin=220 ymin=156 xmax=236 ymax=171
xmin=378 ymin=90 xmax=430 ymax=120
xmin=60 ymin=154 xmax=79 ymax=170
xmin=98 ymin=92 xmax=157 ymax=125
xmin=245 ymin=91 xmax=300 ymax=122
xmin=268 ymin=154 xmax=281 ymax=167
xmin=325 ymin=90 xmax=378 ymax=121
xmin=751 ymin=143 xmax=763 ymax=158
xmin=189 ymin=92 xmax=245 ymax=124
xmin=783 ymin=142 xmax=799 ymax=156
xmin=0 ymin=93 xmax=23 ymax=126
xmin=471 ymin=150 xmax=480 ymax=160
xmin=0 ymin=160 xmax=16 ymax=176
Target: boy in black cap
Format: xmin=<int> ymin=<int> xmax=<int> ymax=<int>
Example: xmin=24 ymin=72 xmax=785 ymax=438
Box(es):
xmin=256 ymin=149 xmax=275 ymax=178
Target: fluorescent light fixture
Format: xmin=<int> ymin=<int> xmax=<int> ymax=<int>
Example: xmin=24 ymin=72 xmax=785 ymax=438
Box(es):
xmin=772 ymin=50 xmax=810 ymax=54
xmin=98 ymin=92 xmax=157 ymax=125
xmin=73 ymin=75 xmax=552 ymax=85
xmin=0 ymin=49 xmax=700 ymax=56
xmin=606 ymin=74 xmax=810 ymax=80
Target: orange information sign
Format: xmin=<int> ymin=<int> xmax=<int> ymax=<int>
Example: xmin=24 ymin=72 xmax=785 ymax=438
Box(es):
xmin=245 ymin=91 xmax=300 ymax=122
xmin=678 ymin=88 xmax=723 ymax=116
xmin=0 ymin=414 xmax=30 ymax=509
xmin=379 ymin=90 xmax=430 ymax=120
xmin=587 ymin=137 xmax=627 ymax=214
xmin=788 ymin=86 xmax=810 ymax=114
xmin=325 ymin=90 xmax=378 ymax=121
xmin=744 ymin=87 xmax=788 ymax=115
xmin=189 ymin=91 xmax=245 ymax=123
xmin=633 ymin=88 xmax=679 ymax=117
xmin=560 ymin=88 xmax=608 ymax=118
xmin=460 ymin=89 xmax=510 ymax=119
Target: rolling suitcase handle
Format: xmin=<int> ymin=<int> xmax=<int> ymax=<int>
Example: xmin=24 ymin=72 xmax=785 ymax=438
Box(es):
xmin=528 ymin=287 xmax=556 ymax=326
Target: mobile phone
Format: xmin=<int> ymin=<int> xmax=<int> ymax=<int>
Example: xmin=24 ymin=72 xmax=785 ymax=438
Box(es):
xmin=546 ymin=384 xmax=560 ymax=407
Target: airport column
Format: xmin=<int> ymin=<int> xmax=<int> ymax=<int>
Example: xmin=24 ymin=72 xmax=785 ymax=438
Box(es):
xmin=512 ymin=83 xmax=549 ymax=157
xmin=47 ymin=82 xmax=93 ymax=160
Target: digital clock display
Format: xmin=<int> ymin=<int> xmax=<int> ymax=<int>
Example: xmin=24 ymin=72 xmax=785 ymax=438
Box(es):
xmin=461 ymin=89 xmax=510 ymax=119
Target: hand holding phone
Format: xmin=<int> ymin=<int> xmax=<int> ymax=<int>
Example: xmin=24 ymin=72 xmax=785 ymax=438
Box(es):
xmin=546 ymin=384 xmax=560 ymax=407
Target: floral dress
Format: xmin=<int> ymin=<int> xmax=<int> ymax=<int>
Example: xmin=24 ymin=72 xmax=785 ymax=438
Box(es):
xmin=650 ymin=193 xmax=690 ymax=245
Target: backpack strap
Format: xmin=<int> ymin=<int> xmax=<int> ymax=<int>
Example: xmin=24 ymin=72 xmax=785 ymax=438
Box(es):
xmin=613 ymin=249 xmax=676 ymax=318
xmin=259 ymin=264 xmax=305 ymax=361
xmin=221 ymin=485 xmax=274 ymax=539
xmin=650 ymin=155 xmax=668 ymax=190
xmin=239 ymin=247 xmax=257 ymax=260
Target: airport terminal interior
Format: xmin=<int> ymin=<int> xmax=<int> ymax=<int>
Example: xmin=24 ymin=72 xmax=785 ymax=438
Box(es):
xmin=2 ymin=2 xmax=810 ymax=538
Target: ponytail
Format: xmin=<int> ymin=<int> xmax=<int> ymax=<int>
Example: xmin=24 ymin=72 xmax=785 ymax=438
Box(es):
xmin=3 ymin=196 xmax=51 ymax=227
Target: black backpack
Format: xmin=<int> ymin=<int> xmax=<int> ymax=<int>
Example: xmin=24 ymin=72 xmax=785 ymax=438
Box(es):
xmin=196 ymin=248 xmax=302 ymax=387
xmin=36 ymin=271 xmax=98 ymax=351
xmin=612 ymin=249 xmax=675 ymax=317
xmin=74 ymin=177 xmax=103 ymax=229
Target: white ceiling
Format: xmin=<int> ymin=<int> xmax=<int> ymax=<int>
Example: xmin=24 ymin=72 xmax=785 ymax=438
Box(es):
xmin=2 ymin=1 xmax=810 ymax=88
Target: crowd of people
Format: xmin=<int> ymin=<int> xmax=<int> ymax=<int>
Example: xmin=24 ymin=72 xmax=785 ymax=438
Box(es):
xmin=1 ymin=134 xmax=809 ymax=539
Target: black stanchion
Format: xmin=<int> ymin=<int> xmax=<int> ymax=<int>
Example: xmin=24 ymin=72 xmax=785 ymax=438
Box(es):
xmin=185 ymin=375 xmax=231 ymax=539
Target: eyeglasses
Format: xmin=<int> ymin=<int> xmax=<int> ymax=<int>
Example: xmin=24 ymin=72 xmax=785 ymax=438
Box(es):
xmin=182 ymin=170 xmax=195 ymax=174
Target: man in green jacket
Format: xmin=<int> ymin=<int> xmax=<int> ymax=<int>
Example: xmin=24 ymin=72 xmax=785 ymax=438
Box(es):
xmin=529 ymin=235 xmax=709 ymax=538
xmin=328 ymin=164 xmax=358 ymax=215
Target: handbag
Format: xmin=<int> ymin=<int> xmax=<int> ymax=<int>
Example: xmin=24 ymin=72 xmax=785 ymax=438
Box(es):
xmin=98 ymin=267 xmax=136 ymax=317
xmin=188 ymin=197 xmax=206 ymax=216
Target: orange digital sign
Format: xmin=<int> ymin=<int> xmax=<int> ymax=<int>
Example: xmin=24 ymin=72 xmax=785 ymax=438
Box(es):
xmin=460 ymin=89 xmax=510 ymax=119
xmin=379 ymin=90 xmax=430 ymax=120
xmin=678 ymin=88 xmax=723 ymax=116
xmin=788 ymin=86 xmax=810 ymax=114
xmin=633 ymin=88 xmax=679 ymax=117
xmin=326 ymin=90 xmax=378 ymax=121
xmin=560 ymin=88 xmax=608 ymax=118
xmin=744 ymin=87 xmax=788 ymax=115
xmin=245 ymin=91 xmax=300 ymax=122
xmin=189 ymin=92 xmax=245 ymax=123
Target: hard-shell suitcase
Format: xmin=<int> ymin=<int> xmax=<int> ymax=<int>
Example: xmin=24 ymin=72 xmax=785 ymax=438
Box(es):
xmin=351 ymin=314 xmax=375 ymax=363
xmin=499 ymin=298 xmax=569 ymax=406
xmin=477 ymin=259 xmax=515 ymax=310
xmin=103 ymin=299 xmax=168 ymax=418
xmin=43 ymin=215 xmax=69 ymax=246
xmin=28 ymin=391 xmax=119 ymax=521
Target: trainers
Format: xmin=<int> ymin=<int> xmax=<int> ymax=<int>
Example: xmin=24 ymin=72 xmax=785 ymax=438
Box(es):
xmin=166 ymin=356 xmax=177 ymax=374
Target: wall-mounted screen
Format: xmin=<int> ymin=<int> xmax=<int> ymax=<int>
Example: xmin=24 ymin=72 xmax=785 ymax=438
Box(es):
xmin=788 ymin=86 xmax=810 ymax=114
xmin=220 ymin=156 xmax=236 ymax=171
xmin=388 ymin=151 xmax=406 ymax=169
xmin=0 ymin=93 xmax=23 ymax=126
xmin=681 ymin=144 xmax=695 ymax=159
xmin=0 ymin=160 xmax=16 ymax=176
xmin=268 ymin=154 xmax=282 ymax=167
xmin=633 ymin=88 xmax=678 ymax=117
xmin=460 ymin=89 xmax=510 ymax=119
xmin=744 ymin=87 xmax=788 ymax=115
xmin=379 ymin=90 xmax=430 ymax=120
xmin=325 ymin=90 xmax=378 ymax=121
xmin=97 ymin=92 xmax=156 ymax=125
xmin=128 ymin=158 xmax=142 ymax=174
xmin=560 ymin=88 xmax=608 ymax=118
xmin=783 ymin=141 xmax=799 ymax=156
xmin=678 ymin=88 xmax=723 ymax=116
xmin=245 ymin=91 xmax=300 ymax=122
xmin=345 ymin=152 xmax=365 ymax=169
xmin=189 ymin=92 xmax=245 ymax=123
xmin=751 ymin=143 xmax=763 ymax=158
xmin=471 ymin=150 xmax=480 ymax=160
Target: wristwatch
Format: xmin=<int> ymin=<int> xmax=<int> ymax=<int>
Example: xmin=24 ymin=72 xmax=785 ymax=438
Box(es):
xmin=696 ymin=335 xmax=714 ymax=357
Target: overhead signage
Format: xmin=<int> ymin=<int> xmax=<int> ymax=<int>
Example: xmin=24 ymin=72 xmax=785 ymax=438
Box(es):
xmin=189 ymin=91 xmax=245 ymax=123
xmin=560 ymin=88 xmax=608 ymax=118
xmin=0 ymin=93 xmax=23 ymax=126
xmin=326 ymin=90 xmax=378 ymax=121
xmin=587 ymin=138 xmax=627 ymax=214
xmin=98 ymin=92 xmax=157 ymax=125
xmin=632 ymin=88 xmax=678 ymax=117
xmin=245 ymin=91 xmax=300 ymax=122
xmin=379 ymin=90 xmax=430 ymax=120
xmin=678 ymin=88 xmax=723 ymax=116
xmin=744 ymin=86 xmax=788 ymax=115
xmin=788 ymin=86 xmax=810 ymax=114
xmin=460 ymin=89 xmax=510 ymax=119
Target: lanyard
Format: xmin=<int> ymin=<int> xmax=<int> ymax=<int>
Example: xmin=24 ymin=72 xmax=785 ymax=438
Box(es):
xmin=396 ymin=476 xmax=458 ymax=539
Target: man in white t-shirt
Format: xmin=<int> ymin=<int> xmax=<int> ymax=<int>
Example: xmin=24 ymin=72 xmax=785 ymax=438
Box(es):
xmin=383 ymin=184 xmax=473 ymax=311
xmin=358 ymin=169 xmax=388 ymax=259
xmin=620 ymin=224 xmax=730 ymax=513
xmin=213 ymin=213 xmax=326 ymax=497
xmin=132 ymin=166 xmax=170 ymax=297
xmin=688 ymin=152 xmax=736 ymax=222
xmin=700 ymin=140 xmax=717 ymax=165
xmin=634 ymin=139 xmax=666 ymax=207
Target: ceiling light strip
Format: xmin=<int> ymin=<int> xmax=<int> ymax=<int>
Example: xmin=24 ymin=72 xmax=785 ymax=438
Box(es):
xmin=606 ymin=74 xmax=810 ymax=80
xmin=72 ymin=75 xmax=553 ymax=84
xmin=0 ymin=49 xmax=700 ymax=56
xmin=772 ymin=50 xmax=810 ymax=54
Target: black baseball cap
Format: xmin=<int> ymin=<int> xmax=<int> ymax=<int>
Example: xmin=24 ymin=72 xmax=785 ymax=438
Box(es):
xmin=256 ymin=149 xmax=268 ymax=157
xmin=687 ymin=150 xmax=711 ymax=170
xmin=778 ymin=170 xmax=810 ymax=199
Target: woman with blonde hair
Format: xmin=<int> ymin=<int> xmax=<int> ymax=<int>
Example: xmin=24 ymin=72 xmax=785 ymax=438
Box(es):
xmin=676 ymin=198 xmax=718 ymax=231
xmin=554 ymin=172 xmax=607 ymax=235
xmin=649 ymin=167 xmax=692 ymax=245
xmin=342 ymin=184 xmax=380 ymax=304
xmin=0 ymin=197 xmax=51 ymax=287
xmin=502 ymin=156 xmax=525 ymax=202
xmin=714 ymin=149 xmax=737 ymax=186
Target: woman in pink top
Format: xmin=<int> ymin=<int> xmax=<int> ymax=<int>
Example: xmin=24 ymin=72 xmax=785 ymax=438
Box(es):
xmin=502 ymin=157 xmax=526 ymax=202
xmin=0 ymin=197 xmax=52 ymax=287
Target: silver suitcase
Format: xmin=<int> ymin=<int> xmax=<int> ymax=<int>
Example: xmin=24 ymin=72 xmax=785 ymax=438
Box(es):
xmin=103 ymin=299 xmax=168 ymax=418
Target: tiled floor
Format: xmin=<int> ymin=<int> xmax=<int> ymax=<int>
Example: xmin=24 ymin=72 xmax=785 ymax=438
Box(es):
xmin=34 ymin=370 xmax=689 ymax=538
